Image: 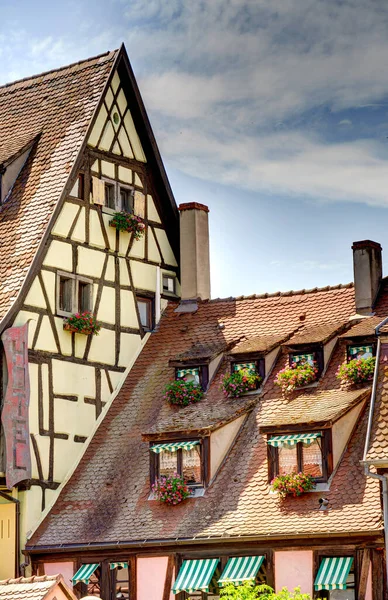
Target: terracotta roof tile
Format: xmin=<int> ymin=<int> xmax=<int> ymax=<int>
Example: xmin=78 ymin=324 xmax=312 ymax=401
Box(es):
xmin=338 ymin=316 xmax=383 ymax=339
xmin=230 ymin=333 xmax=290 ymax=356
xmin=285 ymin=320 xmax=351 ymax=346
xmin=0 ymin=50 xmax=117 ymax=322
xmin=0 ymin=575 xmax=70 ymax=600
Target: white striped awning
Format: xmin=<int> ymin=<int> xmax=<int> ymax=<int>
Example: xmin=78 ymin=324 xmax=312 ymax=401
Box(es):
xmin=150 ymin=441 xmax=200 ymax=454
xmin=72 ymin=563 xmax=99 ymax=584
xmin=218 ymin=556 xmax=264 ymax=586
xmin=314 ymin=557 xmax=354 ymax=590
xmin=110 ymin=562 xmax=128 ymax=570
xmin=267 ymin=432 xmax=321 ymax=448
xmin=172 ymin=559 xmax=219 ymax=594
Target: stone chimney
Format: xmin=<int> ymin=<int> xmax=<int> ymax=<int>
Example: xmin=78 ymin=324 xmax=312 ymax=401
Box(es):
xmin=177 ymin=202 xmax=210 ymax=310
xmin=352 ymin=240 xmax=382 ymax=315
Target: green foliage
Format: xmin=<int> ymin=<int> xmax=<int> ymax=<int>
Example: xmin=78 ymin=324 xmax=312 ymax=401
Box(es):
xmin=222 ymin=369 xmax=262 ymax=398
xmin=219 ymin=582 xmax=312 ymax=600
xmin=152 ymin=473 xmax=190 ymax=505
xmin=337 ymin=357 xmax=375 ymax=385
xmin=163 ymin=380 xmax=204 ymax=407
xmin=63 ymin=311 xmax=101 ymax=335
xmin=271 ymin=472 xmax=315 ymax=498
xmin=110 ymin=211 xmax=145 ymax=239
xmin=275 ymin=362 xmax=318 ymax=393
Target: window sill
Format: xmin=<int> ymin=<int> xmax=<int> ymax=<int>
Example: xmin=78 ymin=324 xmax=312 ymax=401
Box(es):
xmin=268 ymin=481 xmax=330 ymax=495
xmin=102 ymin=206 xmax=116 ymax=216
xmin=148 ymin=487 xmax=205 ymax=501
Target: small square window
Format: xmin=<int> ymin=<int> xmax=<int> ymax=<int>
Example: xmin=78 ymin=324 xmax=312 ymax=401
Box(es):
xmin=231 ymin=360 xmax=264 ymax=388
xmin=120 ymin=186 xmax=134 ymax=212
xmin=152 ymin=441 xmax=203 ymax=488
xmin=163 ymin=275 xmax=176 ymax=294
xmin=347 ymin=344 xmax=374 ymax=361
xmin=59 ymin=276 xmax=73 ymax=313
xmin=57 ymin=272 xmax=93 ymax=318
xmin=268 ymin=431 xmax=328 ymax=482
xmin=137 ymin=297 xmax=153 ymax=330
xmin=104 ymin=182 xmax=116 ymax=210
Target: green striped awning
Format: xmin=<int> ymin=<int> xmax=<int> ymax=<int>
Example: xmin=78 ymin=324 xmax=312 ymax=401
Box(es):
xmin=110 ymin=562 xmax=128 ymax=570
xmin=172 ymin=559 xmax=219 ymax=594
xmin=72 ymin=563 xmax=99 ymax=584
xmin=218 ymin=556 xmax=264 ymax=586
xmin=177 ymin=368 xmax=200 ymax=377
xmin=151 ymin=441 xmax=200 ymax=454
xmin=268 ymin=433 xmax=321 ymax=448
xmin=314 ymin=557 xmax=354 ymax=590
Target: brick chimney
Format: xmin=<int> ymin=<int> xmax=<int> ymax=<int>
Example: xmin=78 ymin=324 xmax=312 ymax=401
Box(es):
xmin=352 ymin=240 xmax=382 ymax=315
xmin=177 ymin=203 xmax=210 ymax=309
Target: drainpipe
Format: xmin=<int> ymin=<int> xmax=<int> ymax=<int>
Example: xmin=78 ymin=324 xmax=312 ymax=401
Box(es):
xmin=0 ymin=164 xmax=5 ymax=202
xmin=0 ymin=489 xmax=20 ymax=576
xmin=363 ymin=315 xmax=388 ymax=587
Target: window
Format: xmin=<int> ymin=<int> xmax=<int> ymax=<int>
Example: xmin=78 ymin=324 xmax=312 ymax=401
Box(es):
xmin=289 ymin=349 xmax=323 ymax=381
xmin=314 ymin=556 xmax=355 ymax=600
xmin=290 ymin=352 xmax=315 ymax=367
xmin=151 ymin=441 xmax=204 ymax=488
xmin=120 ymin=186 xmax=133 ymax=212
xmin=105 ymin=182 xmax=116 ymax=209
xmin=162 ymin=275 xmax=176 ymax=294
xmin=347 ymin=344 xmax=374 ymax=361
xmin=232 ymin=360 xmax=264 ymax=388
xmin=268 ymin=431 xmax=330 ymax=482
xmin=102 ymin=178 xmax=134 ymax=212
xmin=111 ymin=563 xmax=131 ymax=600
xmin=56 ymin=272 xmax=93 ymax=317
xmin=175 ymin=366 xmax=209 ymax=391
xmin=137 ymin=297 xmax=153 ymax=330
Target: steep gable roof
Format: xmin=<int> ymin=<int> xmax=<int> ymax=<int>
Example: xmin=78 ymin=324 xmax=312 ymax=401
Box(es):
xmin=0 ymin=575 xmax=76 ymax=600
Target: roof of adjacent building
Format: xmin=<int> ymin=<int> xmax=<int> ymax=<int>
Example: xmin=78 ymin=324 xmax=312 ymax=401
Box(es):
xmin=0 ymin=50 xmax=117 ymax=323
xmin=28 ymin=282 xmax=388 ymax=550
xmin=0 ymin=575 xmax=76 ymax=600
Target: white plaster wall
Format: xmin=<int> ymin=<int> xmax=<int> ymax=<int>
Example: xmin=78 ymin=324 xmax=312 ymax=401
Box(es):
xmin=77 ymin=246 xmax=105 ymax=278
xmin=275 ymin=550 xmax=313 ymax=594
xmin=324 ymin=337 xmax=337 ymax=369
xmin=210 ymin=415 xmax=246 ymax=479
xmin=132 ymin=262 xmax=156 ymax=291
xmin=208 ymin=353 xmax=223 ymax=383
xmin=332 ymin=401 xmax=366 ymax=468
xmin=44 ymin=562 xmax=74 ymax=589
xmin=52 ymin=202 xmax=79 ymax=238
xmin=43 ymin=240 xmax=72 ymax=271
xmin=265 ymin=347 xmax=280 ymax=380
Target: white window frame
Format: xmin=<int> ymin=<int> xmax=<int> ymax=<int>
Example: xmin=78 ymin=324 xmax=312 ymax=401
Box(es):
xmin=162 ymin=274 xmax=177 ymax=296
xmin=101 ymin=177 xmax=134 ymax=215
xmin=56 ymin=271 xmax=94 ymax=317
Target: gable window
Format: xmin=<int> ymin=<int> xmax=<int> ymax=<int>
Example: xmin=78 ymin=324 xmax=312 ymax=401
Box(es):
xmin=347 ymin=344 xmax=374 ymax=361
xmin=102 ymin=177 xmax=134 ymax=213
xmin=163 ymin=274 xmax=176 ymax=294
xmin=56 ymin=271 xmax=93 ymax=317
xmin=268 ymin=431 xmax=331 ymax=483
xmin=176 ymin=366 xmax=209 ymax=391
xmin=314 ymin=556 xmax=355 ymax=599
xmin=289 ymin=349 xmax=323 ymax=381
xmin=137 ymin=296 xmax=153 ymax=330
xmin=232 ymin=360 xmax=264 ymax=388
xmin=151 ymin=441 xmax=204 ymax=488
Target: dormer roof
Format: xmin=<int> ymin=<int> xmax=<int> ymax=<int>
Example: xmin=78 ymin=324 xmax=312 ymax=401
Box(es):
xmin=283 ymin=320 xmax=350 ymax=347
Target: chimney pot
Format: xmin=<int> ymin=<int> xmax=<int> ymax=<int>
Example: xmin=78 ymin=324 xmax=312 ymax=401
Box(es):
xmin=177 ymin=202 xmax=211 ymax=305
xmin=352 ymin=240 xmax=382 ymax=315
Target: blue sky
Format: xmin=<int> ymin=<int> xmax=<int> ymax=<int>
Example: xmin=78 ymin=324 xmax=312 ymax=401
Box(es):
xmin=2 ymin=0 xmax=388 ymax=297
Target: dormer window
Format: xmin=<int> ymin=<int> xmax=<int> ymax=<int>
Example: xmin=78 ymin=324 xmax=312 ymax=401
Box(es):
xmin=176 ymin=366 xmax=209 ymax=391
xmin=289 ymin=349 xmax=323 ymax=381
xmin=347 ymin=344 xmax=374 ymax=361
xmin=150 ymin=441 xmax=206 ymax=489
xmin=162 ymin=274 xmax=176 ymax=295
xmin=267 ymin=431 xmax=331 ymax=483
xmin=232 ymin=360 xmax=264 ymax=389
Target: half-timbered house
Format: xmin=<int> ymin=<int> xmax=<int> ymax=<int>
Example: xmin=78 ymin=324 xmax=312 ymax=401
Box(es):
xmin=0 ymin=46 xmax=185 ymax=577
xmin=26 ymin=232 xmax=388 ymax=599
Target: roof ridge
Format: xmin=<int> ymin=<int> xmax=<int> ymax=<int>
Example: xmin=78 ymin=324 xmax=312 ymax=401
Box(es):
xmin=0 ymin=49 xmax=118 ymax=91
xmin=206 ymin=282 xmax=354 ymax=303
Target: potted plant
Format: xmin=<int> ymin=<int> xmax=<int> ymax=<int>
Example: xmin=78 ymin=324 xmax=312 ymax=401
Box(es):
xmin=109 ymin=211 xmax=145 ymax=239
xmin=221 ymin=369 xmax=262 ymax=398
xmin=152 ymin=473 xmax=190 ymax=505
xmin=275 ymin=362 xmax=318 ymax=393
xmin=63 ymin=311 xmax=101 ymax=335
xmin=163 ymin=380 xmax=204 ymax=407
xmin=271 ymin=472 xmax=315 ymax=498
xmin=336 ymin=357 xmax=375 ymax=386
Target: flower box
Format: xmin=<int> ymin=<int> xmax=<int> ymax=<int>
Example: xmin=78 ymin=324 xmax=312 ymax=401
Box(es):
xmin=152 ymin=473 xmax=190 ymax=505
xmin=163 ymin=380 xmax=204 ymax=407
xmin=275 ymin=362 xmax=318 ymax=393
xmin=337 ymin=356 xmax=375 ymax=386
xmin=221 ymin=369 xmax=262 ymax=398
xmin=271 ymin=472 xmax=315 ymax=498
xmin=109 ymin=211 xmax=145 ymax=239
xmin=63 ymin=311 xmax=101 ymax=336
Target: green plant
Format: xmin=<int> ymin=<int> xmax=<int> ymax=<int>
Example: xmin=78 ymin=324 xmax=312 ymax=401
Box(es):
xmin=222 ymin=369 xmax=262 ymax=398
xmin=337 ymin=357 xmax=375 ymax=385
xmin=163 ymin=380 xmax=204 ymax=407
xmin=271 ymin=472 xmax=315 ymax=498
xmin=63 ymin=311 xmax=101 ymax=335
xmin=220 ymin=582 xmax=312 ymax=600
xmin=275 ymin=362 xmax=318 ymax=393
xmin=152 ymin=473 xmax=190 ymax=505
xmin=109 ymin=211 xmax=145 ymax=239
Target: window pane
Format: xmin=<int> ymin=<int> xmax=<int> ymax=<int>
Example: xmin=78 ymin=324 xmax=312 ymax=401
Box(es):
xmin=59 ymin=277 xmax=73 ymax=312
xmin=137 ymin=299 xmax=151 ymax=328
xmin=348 ymin=345 xmax=373 ymax=359
xmin=233 ymin=362 xmax=257 ymax=375
xmin=176 ymin=367 xmax=200 ymax=386
xmin=87 ymin=570 xmax=101 ymax=597
xmin=79 ymin=282 xmax=91 ymax=313
xmin=291 ymin=353 xmax=314 ymax=366
xmin=163 ymin=276 xmax=175 ymax=293
xmin=105 ymin=183 xmax=115 ymax=209
xmin=302 ymin=439 xmax=323 ymax=477
xmin=182 ymin=447 xmax=201 ymax=485
xmin=120 ymin=188 xmax=133 ymax=212
xmin=278 ymin=445 xmax=298 ymax=475
xmin=159 ymin=451 xmax=178 ymax=478
xmin=115 ymin=566 xmax=130 ymax=600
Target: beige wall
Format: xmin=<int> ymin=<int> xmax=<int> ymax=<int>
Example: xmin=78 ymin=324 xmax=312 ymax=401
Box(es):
xmin=0 ymin=501 xmax=16 ymax=579
xmin=210 ymin=415 xmax=246 ymax=479
xmin=332 ymin=401 xmax=366 ymax=468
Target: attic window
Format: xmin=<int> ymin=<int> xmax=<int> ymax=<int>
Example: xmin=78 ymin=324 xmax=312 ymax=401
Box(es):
xmin=137 ymin=296 xmax=153 ymax=330
xmin=347 ymin=344 xmax=374 ymax=361
xmin=57 ymin=272 xmax=93 ymax=317
xmin=232 ymin=360 xmax=264 ymax=386
xmin=176 ymin=366 xmax=208 ymax=391
xmin=163 ymin=274 xmax=176 ymax=294
xmin=289 ymin=349 xmax=323 ymax=380
xmin=267 ymin=430 xmax=331 ymax=483
xmin=102 ymin=177 xmax=134 ymax=213
xmin=150 ymin=441 xmax=204 ymax=488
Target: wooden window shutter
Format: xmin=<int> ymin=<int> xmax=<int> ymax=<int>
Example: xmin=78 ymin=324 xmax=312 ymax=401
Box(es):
xmin=92 ymin=176 xmax=105 ymax=205
xmin=134 ymin=190 xmax=145 ymax=218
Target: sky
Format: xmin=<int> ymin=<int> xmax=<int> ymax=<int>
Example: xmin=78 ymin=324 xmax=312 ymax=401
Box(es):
xmin=2 ymin=0 xmax=388 ymax=297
